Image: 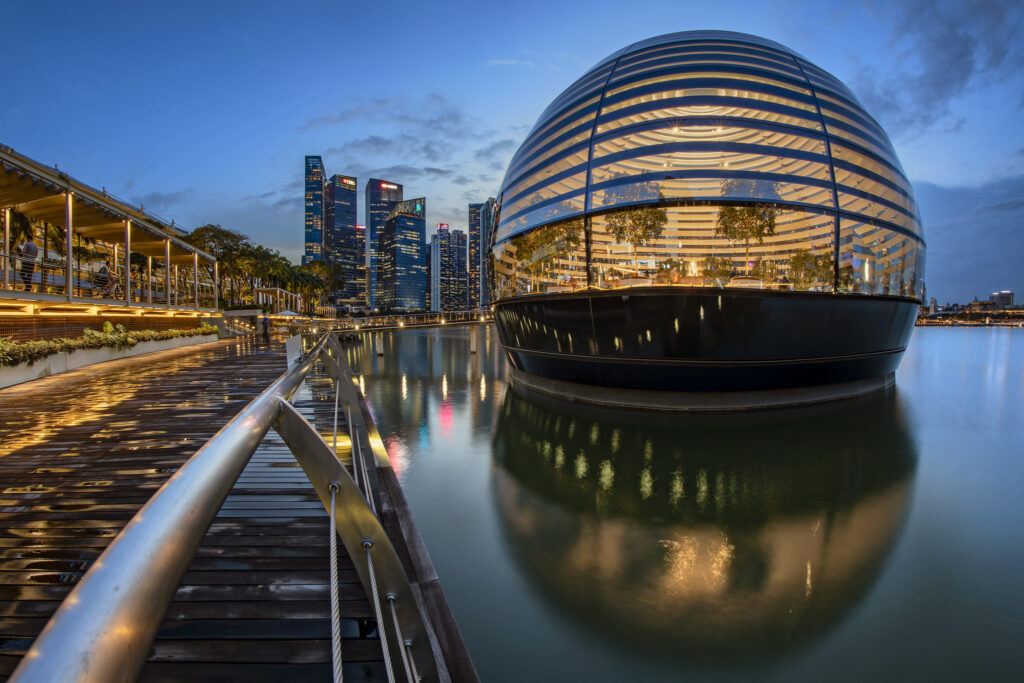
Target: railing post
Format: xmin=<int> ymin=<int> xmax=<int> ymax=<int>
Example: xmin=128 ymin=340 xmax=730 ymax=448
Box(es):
xmin=164 ymin=239 xmax=171 ymax=308
xmin=124 ymin=219 xmax=132 ymax=306
xmin=4 ymin=207 xmax=11 ymax=290
xmin=65 ymin=192 xmax=73 ymax=301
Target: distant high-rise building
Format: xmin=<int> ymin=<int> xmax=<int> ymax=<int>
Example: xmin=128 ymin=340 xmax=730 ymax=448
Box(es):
xmin=478 ymin=197 xmax=497 ymax=307
xmin=352 ymin=224 xmax=367 ymax=304
xmin=379 ymin=198 xmax=426 ymax=312
xmin=324 ymin=175 xmax=360 ymax=303
xmin=430 ymin=223 xmax=468 ymax=312
xmin=990 ymin=290 xmax=1014 ymax=307
xmin=303 ymin=156 xmax=326 ymax=265
xmin=468 ymin=204 xmax=482 ymax=309
xmin=365 ymin=179 xmax=403 ymax=310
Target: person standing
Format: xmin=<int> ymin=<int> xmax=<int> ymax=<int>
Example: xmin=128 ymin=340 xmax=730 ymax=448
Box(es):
xmin=261 ymin=313 xmax=271 ymax=344
xmin=18 ymin=235 xmax=38 ymax=292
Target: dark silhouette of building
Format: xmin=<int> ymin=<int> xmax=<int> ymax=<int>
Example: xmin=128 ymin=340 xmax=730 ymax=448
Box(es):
xmin=430 ymin=223 xmax=468 ymax=312
xmin=379 ymin=198 xmax=426 ymax=312
xmin=303 ymin=156 xmax=325 ymax=265
xmin=365 ymin=179 xmax=403 ymax=310
xmin=324 ymin=174 xmax=361 ymax=304
xmin=468 ymin=204 xmax=482 ymax=309
xmin=479 ymin=197 xmax=497 ymax=308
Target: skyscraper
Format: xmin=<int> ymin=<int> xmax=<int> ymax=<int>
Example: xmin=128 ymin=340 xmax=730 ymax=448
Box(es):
xmin=479 ymin=197 xmax=497 ymax=307
xmin=430 ymin=223 xmax=468 ymax=312
xmin=324 ymin=174 xmax=360 ymax=304
xmin=303 ymin=156 xmax=325 ymax=265
xmin=467 ymin=203 xmax=482 ymax=310
xmin=352 ymin=224 xmax=367 ymax=304
xmin=378 ymin=198 xmax=426 ymax=312
xmin=365 ymin=179 xmax=403 ymax=310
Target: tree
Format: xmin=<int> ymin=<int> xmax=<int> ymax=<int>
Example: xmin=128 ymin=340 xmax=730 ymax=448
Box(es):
xmin=605 ymin=200 xmax=667 ymax=276
xmin=515 ymin=218 xmax=582 ymax=292
xmin=700 ymin=255 xmax=733 ymax=285
xmin=751 ymin=257 xmax=778 ymax=283
xmin=788 ymin=249 xmax=832 ymax=290
xmin=714 ymin=179 xmax=781 ymax=275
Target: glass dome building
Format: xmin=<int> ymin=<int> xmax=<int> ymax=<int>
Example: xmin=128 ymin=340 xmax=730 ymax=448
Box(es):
xmin=488 ymin=30 xmax=924 ymax=407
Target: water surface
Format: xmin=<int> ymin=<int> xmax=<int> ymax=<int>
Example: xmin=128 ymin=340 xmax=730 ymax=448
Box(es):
xmin=345 ymin=326 xmax=1023 ymax=682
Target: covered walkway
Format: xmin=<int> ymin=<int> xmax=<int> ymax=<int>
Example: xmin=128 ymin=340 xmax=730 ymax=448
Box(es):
xmin=0 ymin=144 xmax=217 ymax=318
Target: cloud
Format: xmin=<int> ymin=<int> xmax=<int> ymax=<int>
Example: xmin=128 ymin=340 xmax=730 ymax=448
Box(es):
xmin=326 ymin=133 xmax=454 ymax=164
xmin=301 ymin=93 xmax=488 ymax=141
xmin=474 ymin=138 xmax=518 ymax=171
xmin=486 ymin=59 xmax=534 ymax=68
xmin=913 ymin=172 xmax=1024 ymax=302
xmin=852 ymin=0 xmax=1024 ymax=137
xmin=135 ymin=188 xmax=194 ymax=212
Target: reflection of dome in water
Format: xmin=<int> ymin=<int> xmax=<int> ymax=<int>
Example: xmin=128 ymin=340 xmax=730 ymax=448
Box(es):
xmin=492 ymin=390 xmax=917 ymax=660
xmin=489 ymin=31 xmax=925 ymax=405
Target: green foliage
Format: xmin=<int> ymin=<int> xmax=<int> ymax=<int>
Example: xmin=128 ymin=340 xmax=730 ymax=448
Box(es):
xmin=788 ymin=249 xmax=833 ymax=289
xmin=515 ymin=218 xmax=583 ymax=288
xmin=605 ymin=203 xmax=668 ymax=275
xmin=715 ymin=179 xmax=782 ymax=273
xmin=0 ymin=324 xmax=219 ymax=367
xmin=751 ymin=257 xmax=779 ymax=282
xmin=700 ymin=255 xmax=733 ymax=284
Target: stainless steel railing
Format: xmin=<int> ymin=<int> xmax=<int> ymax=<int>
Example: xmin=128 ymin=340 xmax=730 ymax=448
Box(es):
xmin=10 ymin=333 xmax=442 ymax=683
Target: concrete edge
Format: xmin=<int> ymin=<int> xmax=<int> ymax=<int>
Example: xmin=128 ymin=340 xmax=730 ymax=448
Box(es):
xmin=0 ymin=334 xmax=220 ymax=390
xmin=509 ymin=365 xmax=896 ymax=412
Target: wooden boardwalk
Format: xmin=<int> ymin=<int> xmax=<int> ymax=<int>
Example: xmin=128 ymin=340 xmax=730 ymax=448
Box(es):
xmin=0 ymin=337 xmax=399 ymax=680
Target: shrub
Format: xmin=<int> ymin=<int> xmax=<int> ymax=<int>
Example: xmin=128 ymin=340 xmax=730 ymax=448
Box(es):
xmin=0 ymin=323 xmax=219 ymax=367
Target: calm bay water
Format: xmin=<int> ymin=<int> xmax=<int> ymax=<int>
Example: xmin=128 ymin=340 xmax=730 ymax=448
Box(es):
xmin=344 ymin=326 xmax=1023 ymax=682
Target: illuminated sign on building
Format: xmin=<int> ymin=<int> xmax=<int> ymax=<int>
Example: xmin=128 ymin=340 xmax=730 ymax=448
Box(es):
xmin=342 ymin=177 xmax=356 ymax=186
xmin=381 ymin=182 xmax=399 ymax=190
xmin=437 ymin=223 xmax=449 ymax=230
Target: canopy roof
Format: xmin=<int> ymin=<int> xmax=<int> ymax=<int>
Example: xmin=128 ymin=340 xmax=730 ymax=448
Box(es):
xmin=0 ymin=144 xmax=213 ymax=266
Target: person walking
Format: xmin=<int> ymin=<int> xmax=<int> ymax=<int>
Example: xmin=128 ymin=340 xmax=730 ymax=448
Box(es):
xmin=261 ymin=313 xmax=271 ymax=344
xmin=18 ymin=235 xmax=38 ymax=292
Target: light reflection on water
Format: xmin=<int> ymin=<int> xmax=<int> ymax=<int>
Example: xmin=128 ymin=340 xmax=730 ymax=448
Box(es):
xmin=348 ymin=326 xmax=1024 ymax=682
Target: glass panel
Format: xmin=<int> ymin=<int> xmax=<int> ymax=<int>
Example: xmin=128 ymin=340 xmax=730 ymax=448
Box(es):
xmin=602 ymin=87 xmax=818 ymax=116
xmin=839 ymin=219 xmax=923 ymax=299
xmin=605 ymin=70 xmax=811 ymax=99
xmin=590 ymin=176 xmax=833 ymax=210
xmin=613 ymin=52 xmax=804 ymax=82
xmin=837 ymin=191 xmax=919 ymax=234
xmin=490 ymin=218 xmax=587 ymax=299
xmin=501 ymin=149 xmax=589 ymax=209
xmin=592 ymin=125 xmax=826 ymax=158
xmin=500 ymin=172 xmax=587 ymax=224
xmin=597 ymin=101 xmax=823 ymax=135
xmin=830 ymin=142 xmax=914 ymax=197
xmin=588 ymin=206 xmax=834 ymax=292
xmin=497 ymin=192 xmax=586 ymax=241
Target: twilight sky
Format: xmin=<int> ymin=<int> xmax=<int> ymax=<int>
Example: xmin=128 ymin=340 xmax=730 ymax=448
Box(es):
xmin=2 ymin=0 xmax=1022 ymax=303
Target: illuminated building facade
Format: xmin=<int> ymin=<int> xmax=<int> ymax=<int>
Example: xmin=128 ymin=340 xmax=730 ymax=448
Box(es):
xmin=489 ymin=31 xmax=925 ymax=405
xmin=303 ymin=156 xmax=325 ymax=265
xmin=468 ymin=204 xmax=482 ymax=309
xmin=430 ymin=223 xmax=468 ymax=312
xmin=479 ymin=197 xmax=497 ymax=308
xmin=366 ymin=179 xmax=403 ymax=309
xmin=324 ymin=174 xmax=360 ymax=303
xmin=379 ymin=198 xmax=427 ymax=312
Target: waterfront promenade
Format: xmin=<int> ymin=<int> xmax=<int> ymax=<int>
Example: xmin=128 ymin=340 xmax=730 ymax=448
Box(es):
xmin=0 ymin=337 xmax=394 ymax=680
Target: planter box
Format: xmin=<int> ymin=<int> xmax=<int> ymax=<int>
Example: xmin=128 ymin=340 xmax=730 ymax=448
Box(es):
xmin=0 ymin=334 xmax=219 ymax=390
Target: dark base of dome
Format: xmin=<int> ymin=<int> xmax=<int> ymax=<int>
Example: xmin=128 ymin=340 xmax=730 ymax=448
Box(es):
xmin=509 ymin=364 xmax=896 ymax=412
xmin=493 ymin=287 xmax=918 ymax=399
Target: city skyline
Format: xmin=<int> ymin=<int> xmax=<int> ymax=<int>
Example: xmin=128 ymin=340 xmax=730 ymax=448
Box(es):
xmin=2 ymin=1 xmax=1022 ymax=302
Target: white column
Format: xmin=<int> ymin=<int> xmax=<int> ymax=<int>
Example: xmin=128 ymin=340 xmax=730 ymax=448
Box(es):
xmin=65 ymin=192 xmax=74 ymax=301
xmin=124 ymin=219 xmax=132 ymax=305
xmin=193 ymin=252 xmax=199 ymax=309
xmin=173 ymin=265 xmax=179 ymax=307
xmin=164 ymin=239 xmax=171 ymax=308
xmin=147 ymin=256 xmax=152 ymax=304
xmin=4 ymin=207 xmax=10 ymax=290
xmin=213 ymin=261 xmax=219 ymax=310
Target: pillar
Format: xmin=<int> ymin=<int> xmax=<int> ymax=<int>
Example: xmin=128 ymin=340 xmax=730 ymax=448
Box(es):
xmin=173 ymin=265 xmax=179 ymax=307
xmin=213 ymin=261 xmax=219 ymax=310
xmin=65 ymin=192 xmax=74 ymax=301
xmin=147 ymin=256 xmax=152 ymax=304
xmin=164 ymin=239 xmax=171 ymax=307
xmin=4 ymin=207 xmax=10 ymax=290
xmin=193 ymin=252 xmax=199 ymax=308
xmin=124 ymin=219 xmax=132 ymax=305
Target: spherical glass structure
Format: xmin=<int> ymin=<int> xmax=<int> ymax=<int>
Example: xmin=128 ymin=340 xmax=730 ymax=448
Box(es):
xmin=489 ymin=31 xmax=925 ymax=405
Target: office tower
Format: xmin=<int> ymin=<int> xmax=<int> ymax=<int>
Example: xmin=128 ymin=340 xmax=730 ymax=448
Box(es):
xmin=430 ymin=223 xmax=468 ymax=312
xmin=378 ymin=198 xmax=426 ymax=312
xmin=365 ymin=179 xmax=403 ymax=309
xmin=468 ymin=203 xmax=482 ymax=309
xmin=424 ymin=242 xmax=432 ymax=312
xmin=303 ymin=156 xmax=326 ymax=265
xmin=324 ymin=175 xmax=360 ymax=304
xmin=479 ymin=197 xmax=497 ymax=307
xmin=353 ymin=224 xmax=367 ymax=304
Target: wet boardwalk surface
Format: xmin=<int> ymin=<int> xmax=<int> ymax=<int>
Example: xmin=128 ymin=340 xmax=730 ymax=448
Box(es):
xmin=0 ymin=336 xmax=384 ymax=681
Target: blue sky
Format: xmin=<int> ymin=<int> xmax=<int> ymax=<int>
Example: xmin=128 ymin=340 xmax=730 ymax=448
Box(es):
xmin=2 ymin=0 xmax=1022 ymax=302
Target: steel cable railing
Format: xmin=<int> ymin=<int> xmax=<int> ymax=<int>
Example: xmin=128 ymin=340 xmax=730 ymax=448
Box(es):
xmin=10 ymin=333 xmax=442 ymax=683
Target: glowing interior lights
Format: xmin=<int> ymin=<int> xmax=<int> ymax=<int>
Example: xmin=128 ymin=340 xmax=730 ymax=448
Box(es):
xmin=401 ymin=374 xmax=407 ymax=401
xmin=441 ymin=374 xmax=448 ymax=400
xmin=479 ymin=375 xmax=486 ymax=401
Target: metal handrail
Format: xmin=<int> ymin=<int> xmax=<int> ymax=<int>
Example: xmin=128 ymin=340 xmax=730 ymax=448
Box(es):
xmin=10 ymin=333 xmax=441 ymax=682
